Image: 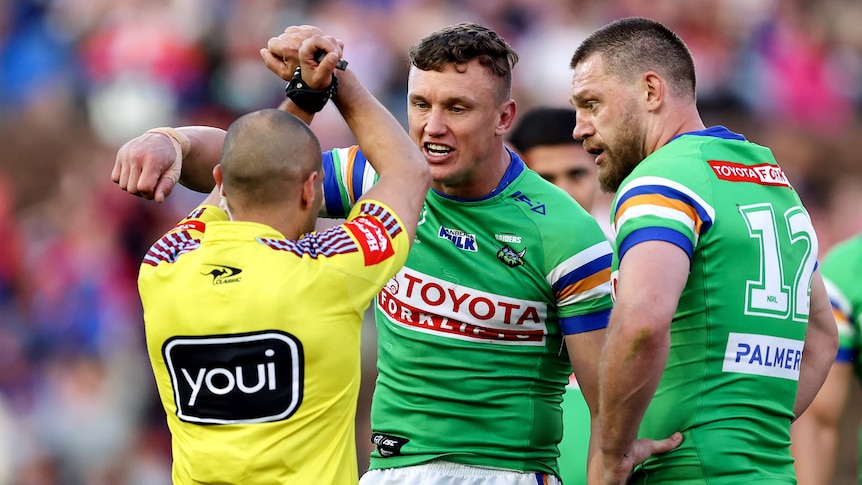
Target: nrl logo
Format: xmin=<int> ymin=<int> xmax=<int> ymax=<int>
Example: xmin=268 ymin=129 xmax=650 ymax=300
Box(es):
xmin=496 ymin=245 xmax=526 ymax=268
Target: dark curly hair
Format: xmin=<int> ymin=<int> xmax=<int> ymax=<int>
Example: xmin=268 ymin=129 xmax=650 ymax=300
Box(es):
xmin=409 ymin=22 xmax=519 ymax=102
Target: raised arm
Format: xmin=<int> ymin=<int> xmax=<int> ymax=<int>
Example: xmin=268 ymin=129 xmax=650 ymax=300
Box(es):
xmin=112 ymin=126 xmax=225 ymax=201
xmin=112 ymin=26 xmax=338 ymax=202
xmin=261 ymin=25 xmax=339 ymax=125
xmin=295 ymin=35 xmax=430 ymax=240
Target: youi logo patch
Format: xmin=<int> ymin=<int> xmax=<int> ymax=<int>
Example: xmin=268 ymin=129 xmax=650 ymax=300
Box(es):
xmin=163 ymin=331 xmax=304 ymax=424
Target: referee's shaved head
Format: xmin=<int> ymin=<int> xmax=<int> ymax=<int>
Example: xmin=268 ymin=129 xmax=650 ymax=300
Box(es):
xmin=220 ymin=109 xmax=322 ymax=210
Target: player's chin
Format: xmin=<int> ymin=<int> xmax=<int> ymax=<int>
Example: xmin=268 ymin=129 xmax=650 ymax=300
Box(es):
xmin=426 ymin=164 xmax=462 ymax=185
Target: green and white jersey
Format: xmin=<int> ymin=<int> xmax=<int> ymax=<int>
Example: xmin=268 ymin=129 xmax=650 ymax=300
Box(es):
xmin=612 ymin=126 xmax=817 ymax=484
xmin=820 ymin=235 xmax=862 ymax=373
xmin=321 ymin=147 xmax=613 ymax=475
xmin=819 ymin=234 xmax=862 ymax=485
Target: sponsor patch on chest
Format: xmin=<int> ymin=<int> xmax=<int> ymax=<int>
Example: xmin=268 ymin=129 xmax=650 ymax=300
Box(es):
xmin=378 ymin=268 xmax=548 ymax=345
xmin=437 ymin=226 xmax=478 ymax=251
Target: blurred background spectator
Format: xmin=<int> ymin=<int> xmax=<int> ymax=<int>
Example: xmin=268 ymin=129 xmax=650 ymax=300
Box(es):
xmin=1 ymin=0 xmax=862 ymax=483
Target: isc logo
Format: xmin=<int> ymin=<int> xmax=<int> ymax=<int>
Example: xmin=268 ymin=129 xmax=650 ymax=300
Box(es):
xmin=163 ymin=331 xmax=304 ymax=425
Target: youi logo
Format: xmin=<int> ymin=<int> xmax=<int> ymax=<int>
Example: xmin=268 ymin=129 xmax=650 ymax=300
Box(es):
xmin=163 ymin=331 xmax=304 ymax=424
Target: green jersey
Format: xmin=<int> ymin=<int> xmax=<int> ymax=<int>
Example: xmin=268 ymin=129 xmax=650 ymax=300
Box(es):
xmin=321 ymin=148 xmax=613 ymax=475
xmin=820 ymin=235 xmax=862 ymax=374
xmin=612 ymin=127 xmax=818 ymax=483
xmin=819 ymin=234 xmax=862 ymax=485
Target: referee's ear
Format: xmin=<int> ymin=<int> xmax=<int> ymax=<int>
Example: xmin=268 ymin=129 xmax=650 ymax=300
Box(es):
xmin=299 ymin=170 xmax=320 ymax=212
xmin=213 ymin=164 xmax=224 ymax=189
xmin=199 ymin=165 xmax=224 ymax=209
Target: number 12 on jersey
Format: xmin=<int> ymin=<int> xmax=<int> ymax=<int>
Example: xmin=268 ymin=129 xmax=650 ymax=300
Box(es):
xmin=740 ymin=203 xmax=817 ymax=322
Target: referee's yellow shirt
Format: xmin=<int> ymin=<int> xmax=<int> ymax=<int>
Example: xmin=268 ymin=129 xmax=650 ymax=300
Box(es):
xmin=139 ymin=200 xmax=408 ymax=484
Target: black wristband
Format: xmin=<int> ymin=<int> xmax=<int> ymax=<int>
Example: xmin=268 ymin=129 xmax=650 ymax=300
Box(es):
xmin=284 ymin=67 xmax=339 ymax=113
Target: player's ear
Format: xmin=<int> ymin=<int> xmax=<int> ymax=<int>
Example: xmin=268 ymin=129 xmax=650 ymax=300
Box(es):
xmin=496 ymin=99 xmax=517 ymax=136
xmin=643 ymin=71 xmax=664 ymax=110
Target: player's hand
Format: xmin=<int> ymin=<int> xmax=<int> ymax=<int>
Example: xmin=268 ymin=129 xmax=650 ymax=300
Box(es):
xmin=294 ymin=35 xmax=344 ymax=89
xmin=261 ymin=25 xmax=342 ymax=83
xmin=602 ymin=432 xmax=682 ymax=485
xmin=112 ymin=132 xmax=182 ymax=203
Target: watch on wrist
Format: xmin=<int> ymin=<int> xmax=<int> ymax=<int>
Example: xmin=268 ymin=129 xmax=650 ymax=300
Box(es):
xmin=284 ymin=67 xmax=339 ymax=113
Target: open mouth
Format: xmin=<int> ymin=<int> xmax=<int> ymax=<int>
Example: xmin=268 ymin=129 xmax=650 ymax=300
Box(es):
xmin=424 ymin=142 xmax=453 ymax=157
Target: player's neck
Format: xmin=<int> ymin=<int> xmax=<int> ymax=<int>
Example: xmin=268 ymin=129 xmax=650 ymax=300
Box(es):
xmin=431 ymin=146 xmax=511 ymax=199
xmin=652 ymin=105 xmax=706 ymax=154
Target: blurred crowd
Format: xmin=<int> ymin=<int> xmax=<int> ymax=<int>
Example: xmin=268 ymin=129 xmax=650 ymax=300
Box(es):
xmin=2 ymin=0 xmax=862 ymax=483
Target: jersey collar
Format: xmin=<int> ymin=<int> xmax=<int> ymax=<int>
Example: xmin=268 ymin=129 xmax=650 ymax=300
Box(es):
xmin=670 ymin=125 xmax=747 ymax=143
xmin=432 ymin=149 xmax=526 ymax=202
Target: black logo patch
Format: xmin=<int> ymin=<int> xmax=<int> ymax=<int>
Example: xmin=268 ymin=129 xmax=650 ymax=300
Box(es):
xmin=163 ymin=331 xmax=303 ymax=424
xmin=202 ymin=264 xmax=242 ymax=285
xmin=371 ymin=432 xmax=409 ymax=457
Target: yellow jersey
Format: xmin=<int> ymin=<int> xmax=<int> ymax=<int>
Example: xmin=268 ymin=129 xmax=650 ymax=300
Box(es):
xmin=138 ymin=200 xmax=408 ymax=484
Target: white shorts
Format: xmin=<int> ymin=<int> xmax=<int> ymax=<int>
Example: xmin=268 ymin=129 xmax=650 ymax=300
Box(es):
xmin=359 ymin=461 xmax=562 ymax=485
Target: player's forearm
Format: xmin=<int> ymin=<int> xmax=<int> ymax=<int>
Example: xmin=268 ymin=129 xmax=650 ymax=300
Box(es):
xmin=332 ymin=69 xmax=426 ymax=184
xmin=792 ymin=358 xmax=852 ymax=484
xmin=178 ymin=126 xmax=228 ymax=192
xmin=599 ymin=324 xmax=669 ymax=462
xmin=792 ymin=418 xmax=839 ymax=485
xmin=565 ymin=330 xmax=607 ymax=485
xmin=794 ymin=335 xmax=837 ymax=417
xmin=586 ymin=416 xmax=602 ymax=484
xmin=277 ymin=98 xmax=314 ymax=125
